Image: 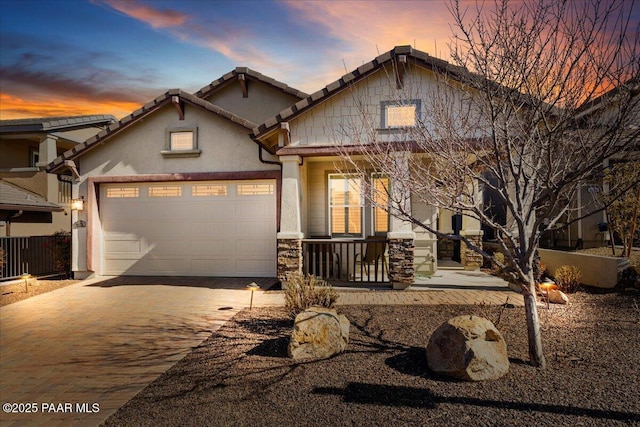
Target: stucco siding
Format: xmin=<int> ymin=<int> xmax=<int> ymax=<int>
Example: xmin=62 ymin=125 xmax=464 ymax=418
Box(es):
xmin=78 ymin=104 xmax=278 ymax=179
xmin=203 ymin=82 xmax=302 ymax=125
xmin=307 ymin=161 xmax=331 ymax=237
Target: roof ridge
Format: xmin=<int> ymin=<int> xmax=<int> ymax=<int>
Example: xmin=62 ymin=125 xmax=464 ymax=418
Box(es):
xmin=47 ymin=90 xmax=259 ymax=173
xmin=193 ymin=67 xmax=308 ymax=100
xmin=252 ymin=45 xmax=459 ymax=138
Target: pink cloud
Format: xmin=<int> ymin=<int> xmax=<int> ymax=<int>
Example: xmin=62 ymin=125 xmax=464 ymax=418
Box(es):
xmin=99 ymin=0 xmax=188 ymax=28
xmin=282 ymin=0 xmax=455 ymax=67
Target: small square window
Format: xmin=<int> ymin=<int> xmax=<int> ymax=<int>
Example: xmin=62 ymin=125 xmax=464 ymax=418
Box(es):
xmin=170 ymin=132 xmax=194 ymax=151
xmin=381 ymin=100 xmax=421 ymax=129
xmin=163 ymin=127 xmax=200 ymax=157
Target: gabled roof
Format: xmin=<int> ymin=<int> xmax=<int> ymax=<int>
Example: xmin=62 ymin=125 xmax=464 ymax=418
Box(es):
xmin=46 ymin=89 xmax=259 ymax=174
xmin=194 ymin=67 xmax=308 ymax=100
xmin=0 ymin=115 xmax=116 ymax=134
xmin=252 ymin=45 xmax=466 ymax=140
xmin=0 ymin=180 xmax=63 ymax=212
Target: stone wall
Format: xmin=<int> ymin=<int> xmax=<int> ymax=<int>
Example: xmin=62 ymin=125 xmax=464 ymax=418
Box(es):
xmin=460 ymin=234 xmax=483 ymax=270
xmin=277 ymin=239 xmax=302 ymax=282
xmin=389 ymin=238 xmax=415 ymax=288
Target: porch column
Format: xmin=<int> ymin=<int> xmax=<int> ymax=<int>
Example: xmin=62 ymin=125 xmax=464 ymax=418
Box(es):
xmin=277 ymin=155 xmax=303 ymax=283
xmin=460 ymin=181 xmax=483 ymax=269
xmin=388 ymin=151 xmax=416 ymax=289
xmin=37 ymin=135 xmax=59 ymax=203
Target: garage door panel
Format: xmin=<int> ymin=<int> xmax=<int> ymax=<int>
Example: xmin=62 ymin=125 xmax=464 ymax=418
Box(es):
xmin=101 ymin=180 xmax=276 ymax=277
xmin=190 ymin=222 xmax=234 ymax=238
xmin=236 ymin=259 xmax=275 ymax=274
xmin=104 ymin=239 xmax=142 ymax=253
xmin=191 ymin=258 xmax=233 ymax=273
xmin=191 ymin=240 xmax=231 ymax=255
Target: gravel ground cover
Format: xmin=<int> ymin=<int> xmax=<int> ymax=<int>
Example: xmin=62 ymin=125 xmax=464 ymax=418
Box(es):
xmin=577 ymin=247 xmax=640 ymax=267
xmin=0 ymin=278 xmax=79 ymax=306
xmin=102 ymin=291 xmax=640 ymax=427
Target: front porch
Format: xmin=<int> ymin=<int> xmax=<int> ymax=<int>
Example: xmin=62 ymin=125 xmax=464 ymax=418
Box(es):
xmin=276 ymin=155 xmax=484 ymax=289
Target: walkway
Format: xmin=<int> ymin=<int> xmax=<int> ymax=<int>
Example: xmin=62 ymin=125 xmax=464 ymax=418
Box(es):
xmin=0 ymin=272 xmax=521 ymax=426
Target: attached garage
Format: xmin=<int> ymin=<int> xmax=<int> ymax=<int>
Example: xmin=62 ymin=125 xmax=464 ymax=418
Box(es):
xmin=100 ymin=180 xmax=277 ymax=277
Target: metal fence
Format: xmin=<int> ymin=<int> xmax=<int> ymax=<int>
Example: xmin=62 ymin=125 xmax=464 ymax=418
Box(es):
xmin=0 ymin=235 xmax=70 ymax=281
xmin=302 ymin=238 xmax=389 ymax=283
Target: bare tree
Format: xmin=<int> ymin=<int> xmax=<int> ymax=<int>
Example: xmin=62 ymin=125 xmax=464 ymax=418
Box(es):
xmin=334 ymin=0 xmax=640 ymax=367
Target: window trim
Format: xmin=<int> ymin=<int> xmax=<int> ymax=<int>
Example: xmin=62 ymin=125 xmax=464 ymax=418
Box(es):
xmin=162 ymin=127 xmax=201 ymax=157
xmin=328 ymin=173 xmax=365 ymax=238
xmin=379 ymin=99 xmax=421 ymax=130
xmin=371 ymin=173 xmax=390 ymax=235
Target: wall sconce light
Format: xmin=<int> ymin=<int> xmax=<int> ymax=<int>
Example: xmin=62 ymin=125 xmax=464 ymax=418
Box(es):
xmin=71 ymin=197 xmax=84 ymax=211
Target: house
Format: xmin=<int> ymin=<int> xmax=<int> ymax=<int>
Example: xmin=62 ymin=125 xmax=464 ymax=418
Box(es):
xmin=539 ymin=79 xmax=640 ymax=250
xmin=46 ymin=48 xmax=485 ymax=284
xmin=0 ymin=115 xmax=116 ymax=236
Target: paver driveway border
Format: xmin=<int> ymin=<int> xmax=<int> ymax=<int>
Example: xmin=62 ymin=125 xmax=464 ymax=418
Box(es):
xmin=0 ymin=272 xmax=522 ymax=426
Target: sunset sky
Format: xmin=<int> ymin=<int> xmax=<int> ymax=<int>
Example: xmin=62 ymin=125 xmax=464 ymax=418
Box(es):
xmin=1 ymin=0 xmax=638 ymax=120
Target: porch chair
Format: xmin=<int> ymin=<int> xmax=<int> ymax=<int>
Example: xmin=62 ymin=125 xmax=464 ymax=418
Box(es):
xmin=354 ymin=236 xmax=388 ymax=281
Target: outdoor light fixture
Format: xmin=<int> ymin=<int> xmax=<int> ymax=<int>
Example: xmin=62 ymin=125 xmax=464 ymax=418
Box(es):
xmin=539 ymin=278 xmax=556 ymax=309
xmin=71 ymin=197 xmax=84 ymax=211
xmin=247 ymin=282 xmax=261 ymax=310
xmin=21 ymin=273 xmax=31 ymax=293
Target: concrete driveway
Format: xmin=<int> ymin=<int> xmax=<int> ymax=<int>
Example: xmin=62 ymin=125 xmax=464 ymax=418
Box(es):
xmin=0 ymin=276 xmax=281 ymax=427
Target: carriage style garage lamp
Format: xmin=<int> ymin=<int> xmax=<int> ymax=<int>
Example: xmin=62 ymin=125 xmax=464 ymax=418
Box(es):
xmin=71 ymin=197 xmax=84 ymax=211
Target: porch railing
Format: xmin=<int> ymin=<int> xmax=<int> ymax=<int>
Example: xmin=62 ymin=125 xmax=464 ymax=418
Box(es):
xmin=302 ymin=238 xmax=389 ymax=283
xmin=0 ymin=235 xmax=69 ymax=281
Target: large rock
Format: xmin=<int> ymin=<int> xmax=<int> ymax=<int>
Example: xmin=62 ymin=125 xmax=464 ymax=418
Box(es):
xmin=547 ymin=289 xmax=569 ymax=304
xmin=288 ymin=307 xmax=350 ymax=361
xmin=426 ymin=315 xmax=509 ymax=381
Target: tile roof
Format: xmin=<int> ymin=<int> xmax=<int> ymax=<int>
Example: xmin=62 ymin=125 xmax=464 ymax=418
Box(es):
xmin=194 ymin=67 xmax=308 ymax=100
xmin=46 ymin=90 xmax=259 ymax=173
xmin=0 ymin=180 xmax=64 ymax=212
xmin=0 ymin=115 xmax=117 ymax=133
xmin=252 ymin=46 xmax=466 ymax=139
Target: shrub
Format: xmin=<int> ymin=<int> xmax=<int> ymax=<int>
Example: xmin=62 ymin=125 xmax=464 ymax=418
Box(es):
xmin=554 ymin=265 xmax=582 ymax=293
xmin=284 ymin=273 xmax=338 ymax=318
xmin=0 ymin=247 xmax=5 ymax=271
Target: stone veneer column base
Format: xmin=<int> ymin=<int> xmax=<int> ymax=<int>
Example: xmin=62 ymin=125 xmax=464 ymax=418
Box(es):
xmin=277 ymin=238 xmax=302 ymax=284
xmin=460 ymin=232 xmax=483 ymax=270
xmin=388 ymin=238 xmax=415 ymax=290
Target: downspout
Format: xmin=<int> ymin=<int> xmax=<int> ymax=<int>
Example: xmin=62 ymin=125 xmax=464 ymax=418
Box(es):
xmin=6 ymin=210 xmax=23 ymax=237
xmin=252 ymin=136 xmax=283 ymax=233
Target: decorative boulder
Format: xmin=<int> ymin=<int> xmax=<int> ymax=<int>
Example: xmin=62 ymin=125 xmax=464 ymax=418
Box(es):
xmin=288 ymin=307 xmax=350 ymax=361
xmin=547 ymin=289 xmax=569 ymax=304
xmin=426 ymin=315 xmax=509 ymax=381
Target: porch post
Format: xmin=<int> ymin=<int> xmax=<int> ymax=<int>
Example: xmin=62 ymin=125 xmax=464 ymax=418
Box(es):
xmin=277 ymin=155 xmax=303 ymax=284
xmin=460 ymin=181 xmax=484 ymax=269
xmin=388 ymin=151 xmax=416 ymax=289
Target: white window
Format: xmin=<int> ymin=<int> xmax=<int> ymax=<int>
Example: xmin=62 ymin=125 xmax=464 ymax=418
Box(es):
xmin=170 ymin=132 xmax=194 ymax=151
xmin=328 ymin=174 xmax=364 ymax=238
xmin=106 ymin=187 xmax=139 ymax=198
xmin=381 ymin=100 xmax=420 ymax=128
xmin=163 ymin=127 xmax=200 ymax=157
xmin=192 ymin=184 xmax=227 ymax=196
xmin=372 ymin=174 xmax=389 ymax=234
xmin=237 ymin=183 xmax=274 ymax=195
xmin=148 ymin=186 xmax=182 ymax=197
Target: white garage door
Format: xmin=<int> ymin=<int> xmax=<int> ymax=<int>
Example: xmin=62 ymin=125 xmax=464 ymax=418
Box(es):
xmin=100 ymin=180 xmax=277 ymax=277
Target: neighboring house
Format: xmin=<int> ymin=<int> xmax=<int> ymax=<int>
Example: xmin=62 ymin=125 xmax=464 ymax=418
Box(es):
xmin=0 ymin=115 xmax=116 ymax=237
xmin=46 ymin=48 xmax=487 ymax=285
xmin=545 ymin=79 xmax=640 ymax=249
xmin=47 ymin=69 xmax=306 ymax=279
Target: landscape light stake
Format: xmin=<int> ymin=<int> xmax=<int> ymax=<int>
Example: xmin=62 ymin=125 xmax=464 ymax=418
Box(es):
xmin=247 ymin=282 xmax=260 ymax=310
xmin=21 ymin=273 xmax=31 ymax=293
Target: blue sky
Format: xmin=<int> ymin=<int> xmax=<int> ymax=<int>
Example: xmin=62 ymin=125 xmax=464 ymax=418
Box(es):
xmin=1 ymin=0 xmax=638 ymax=119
